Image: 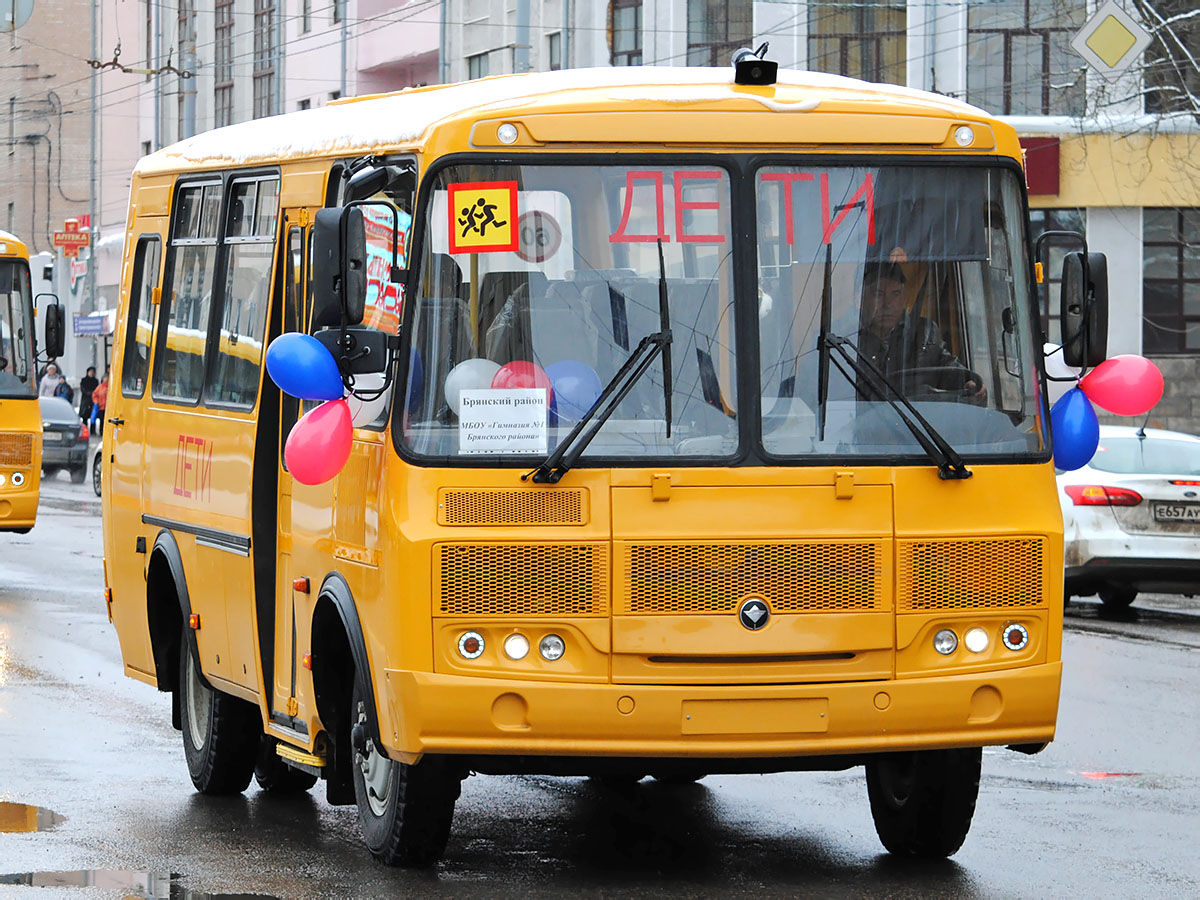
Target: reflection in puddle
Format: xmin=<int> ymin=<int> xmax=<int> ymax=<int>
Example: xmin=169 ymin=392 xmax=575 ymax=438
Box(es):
xmin=0 ymin=870 xmax=276 ymax=898
xmin=0 ymin=801 xmax=65 ymax=833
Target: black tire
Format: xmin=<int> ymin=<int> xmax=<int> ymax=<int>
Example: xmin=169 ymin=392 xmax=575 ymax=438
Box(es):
xmin=1098 ymin=584 xmax=1137 ymax=608
xmin=866 ymin=747 xmax=981 ymax=858
xmin=254 ymin=736 xmax=318 ymax=795
xmin=179 ymin=628 xmax=259 ymax=795
xmin=42 ymin=466 xmax=59 ymax=479
xmin=69 ymin=464 xmax=86 ymax=484
xmin=350 ymin=680 xmax=462 ymax=867
xmin=92 ymin=452 xmax=102 ymax=497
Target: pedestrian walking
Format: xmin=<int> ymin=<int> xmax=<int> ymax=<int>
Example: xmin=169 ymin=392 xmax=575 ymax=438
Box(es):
xmin=38 ymin=363 xmax=60 ymax=397
xmin=54 ymin=375 xmax=74 ymax=404
xmin=91 ymin=371 xmax=109 ymax=436
xmin=79 ymin=365 xmax=98 ymax=423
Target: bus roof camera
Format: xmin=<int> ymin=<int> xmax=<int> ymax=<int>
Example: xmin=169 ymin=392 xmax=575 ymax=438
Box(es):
xmin=733 ymin=43 xmax=777 ymax=86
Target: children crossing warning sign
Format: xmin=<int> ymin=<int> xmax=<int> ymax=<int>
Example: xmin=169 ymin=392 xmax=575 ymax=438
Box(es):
xmin=448 ymin=181 xmax=518 ymax=253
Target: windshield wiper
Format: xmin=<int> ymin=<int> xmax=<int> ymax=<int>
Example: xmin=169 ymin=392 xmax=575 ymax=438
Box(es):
xmin=822 ymin=332 xmax=972 ymax=481
xmin=524 ymin=256 xmax=673 ymax=485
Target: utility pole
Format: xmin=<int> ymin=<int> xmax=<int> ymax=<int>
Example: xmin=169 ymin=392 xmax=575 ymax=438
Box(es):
xmin=515 ymin=0 xmax=530 ymax=72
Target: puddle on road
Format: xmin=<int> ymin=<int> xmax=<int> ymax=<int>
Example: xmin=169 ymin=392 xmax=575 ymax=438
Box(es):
xmin=0 ymin=869 xmax=276 ymax=898
xmin=0 ymin=801 xmax=65 ymax=833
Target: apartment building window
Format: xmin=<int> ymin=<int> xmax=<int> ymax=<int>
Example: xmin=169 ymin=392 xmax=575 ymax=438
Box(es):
xmin=686 ymin=0 xmax=753 ymax=67
xmin=6 ymin=202 xmax=13 ymax=233
xmin=333 ymin=0 xmax=344 ymax=25
xmin=807 ymin=1 xmax=906 ymax=85
xmin=610 ymin=0 xmax=643 ymax=66
xmin=1143 ymin=208 xmax=1200 ymax=354
xmin=253 ymin=0 xmax=276 ymax=119
xmin=967 ymin=1 xmax=1086 ymax=116
xmin=1029 ymin=207 xmax=1085 ymax=344
xmin=468 ymin=53 xmax=489 ymax=80
xmin=214 ymin=0 xmax=234 ymax=127
xmin=1144 ymin=9 xmax=1199 ymax=115
xmin=301 ymin=0 xmax=311 ymax=33
xmin=548 ymin=32 xmax=562 ymax=71
xmin=178 ymin=2 xmax=194 ymax=140
xmin=298 ymin=99 xmax=311 ymax=111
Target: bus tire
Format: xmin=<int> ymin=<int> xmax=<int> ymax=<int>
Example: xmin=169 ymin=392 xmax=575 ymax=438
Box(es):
xmin=179 ymin=627 xmax=258 ymax=795
xmin=865 ymin=747 xmax=981 ymax=858
xmin=254 ymin=736 xmax=318 ymax=795
xmin=350 ymin=680 xmax=462 ymax=867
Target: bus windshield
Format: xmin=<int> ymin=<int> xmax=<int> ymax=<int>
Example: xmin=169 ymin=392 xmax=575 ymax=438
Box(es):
xmin=0 ymin=260 xmax=35 ymax=397
xmin=400 ymin=160 xmax=1044 ymax=464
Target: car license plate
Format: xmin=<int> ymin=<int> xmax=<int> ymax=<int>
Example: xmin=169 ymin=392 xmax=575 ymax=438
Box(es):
xmin=1152 ymin=502 xmax=1200 ymax=522
xmin=42 ymin=432 xmax=63 ymax=442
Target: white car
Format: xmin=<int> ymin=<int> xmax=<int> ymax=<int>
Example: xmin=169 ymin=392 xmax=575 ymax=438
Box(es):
xmin=1059 ymin=425 xmax=1200 ymax=608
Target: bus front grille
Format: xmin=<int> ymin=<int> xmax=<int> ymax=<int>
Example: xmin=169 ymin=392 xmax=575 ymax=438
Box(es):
xmin=438 ymin=488 xmax=588 ymax=526
xmin=897 ymin=537 xmax=1045 ymax=611
xmin=619 ymin=541 xmax=887 ymax=615
xmin=0 ymin=432 xmax=34 ymax=467
xmin=436 ymin=542 xmax=609 ymax=616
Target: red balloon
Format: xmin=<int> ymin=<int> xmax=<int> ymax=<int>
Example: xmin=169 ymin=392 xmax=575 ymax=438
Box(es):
xmin=1079 ymin=355 xmax=1164 ymax=417
xmin=490 ymin=360 xmax=554 ymax=404
xmin=284 ymin=399 xmax=353 ymax=485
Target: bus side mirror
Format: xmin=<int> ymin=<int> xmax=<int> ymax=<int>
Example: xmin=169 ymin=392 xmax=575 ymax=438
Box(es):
xmin=311 ymin=207 xmax=367 ymax=331
xmin=1060 ymin=251 xmax=1108 ymax=368
xmin=39 ymin=296 xmax=66 ymax=359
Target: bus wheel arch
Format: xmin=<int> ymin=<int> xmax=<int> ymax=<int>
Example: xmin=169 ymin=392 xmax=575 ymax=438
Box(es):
xmin=310 ymin=575 xmax=375 ymax=806
xmin=146 ymin=531 xmax=190 ymax=726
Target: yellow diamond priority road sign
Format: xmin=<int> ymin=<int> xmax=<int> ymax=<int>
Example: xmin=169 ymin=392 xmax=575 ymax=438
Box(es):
xmin=1070 ymin=0 xmax=1152 ymax=80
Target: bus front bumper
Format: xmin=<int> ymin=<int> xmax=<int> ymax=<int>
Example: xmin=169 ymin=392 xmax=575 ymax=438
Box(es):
xmin=380 ymin=661 xmax=1060 ymax=762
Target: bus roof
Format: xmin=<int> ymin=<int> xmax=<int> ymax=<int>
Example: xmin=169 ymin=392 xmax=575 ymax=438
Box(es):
xmin=0 ymin=230 xmax=30 ymax=259
xmin=138 ymin=66 xmax=996 ymax=175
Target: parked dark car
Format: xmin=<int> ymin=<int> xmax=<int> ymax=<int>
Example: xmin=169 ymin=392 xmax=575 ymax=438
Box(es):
xmin=39 ymin=395 xmax=89 ymax=483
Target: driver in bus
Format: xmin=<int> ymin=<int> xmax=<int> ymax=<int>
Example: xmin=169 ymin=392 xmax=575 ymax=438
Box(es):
xmin=856 ymin=261 xmax=985 ymax=403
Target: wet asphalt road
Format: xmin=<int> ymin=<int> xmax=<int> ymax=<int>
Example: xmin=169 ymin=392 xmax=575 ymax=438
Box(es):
xmin=1 ymin=471 xmax=1199 ymax=898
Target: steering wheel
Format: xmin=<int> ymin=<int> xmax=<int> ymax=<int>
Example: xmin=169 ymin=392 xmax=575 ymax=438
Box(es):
xmin=890 ymin=365 xmax=986 ymax=400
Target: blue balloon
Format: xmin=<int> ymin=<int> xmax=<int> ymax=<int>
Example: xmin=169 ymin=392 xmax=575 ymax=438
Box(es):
xmin=546 ymin=360 xmax=603 ymax=425
xmin=1051 ymin=387 xmax=1100 ymax=471
xmin=266 ymin=333 xmax=343 ymax=401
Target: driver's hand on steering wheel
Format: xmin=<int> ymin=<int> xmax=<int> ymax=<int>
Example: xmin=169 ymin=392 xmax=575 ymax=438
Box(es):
xmin=965 ymin=379 xmax=988 ymax=405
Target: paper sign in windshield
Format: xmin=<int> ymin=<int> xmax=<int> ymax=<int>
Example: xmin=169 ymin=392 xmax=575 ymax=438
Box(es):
xmin=458 ymin=388 xmax=548 ymax=454
xmin=448 ymin=181 xmax=518 ymax=253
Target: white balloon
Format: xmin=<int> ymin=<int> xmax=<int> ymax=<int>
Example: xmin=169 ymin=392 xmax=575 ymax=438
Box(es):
xmin=1043 ymin=342 xmax=1080 ymax=380
xmin=444 ymin=358 xmax=501 ymax=415
xmin=345 ymin=372 xmax=389 ymax=427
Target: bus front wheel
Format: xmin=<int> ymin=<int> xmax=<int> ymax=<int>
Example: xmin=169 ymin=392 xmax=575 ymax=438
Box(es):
xmin=179 ymin=628 xmax=258 ymax=794
xmin=350 ymin=680 xmax=463 ymax=867
xmin=865 ymin=747 xmax=981 ymax=858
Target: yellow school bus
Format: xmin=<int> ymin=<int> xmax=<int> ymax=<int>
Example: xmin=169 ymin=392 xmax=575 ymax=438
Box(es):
xmin=0 ymin=231 xmax=64 ymax=533
xmin=103 ymin=62 xmax=1107 ymax=865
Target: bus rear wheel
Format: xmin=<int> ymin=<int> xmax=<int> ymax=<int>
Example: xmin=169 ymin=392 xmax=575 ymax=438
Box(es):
xmin=350 ymin=680 xmax=463 ymax=867
xmin=865 ymin=747 xmax=981 ymax=858
xmin=179 ymin=628 xmax=258 ymax=795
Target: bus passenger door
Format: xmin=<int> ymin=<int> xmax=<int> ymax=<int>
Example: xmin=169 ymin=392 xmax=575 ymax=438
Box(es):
xmin=105 ymin=227 xmax=164 ymax=678
xmin=272 ymin=222 xmax=307 ymax=727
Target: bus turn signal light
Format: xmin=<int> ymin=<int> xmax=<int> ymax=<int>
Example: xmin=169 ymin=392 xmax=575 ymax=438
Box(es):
xmin=292 ymin=577 xmax=310 ymax=593
xmin=1064 ymin=485 xmax=1143 ymax=506
xmin=188 ymin=613 xmax=201 ymax=630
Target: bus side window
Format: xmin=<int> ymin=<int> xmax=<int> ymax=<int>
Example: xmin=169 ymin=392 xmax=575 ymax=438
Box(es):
xmin=209 ymin=176 xmax=280 ymax=408
xmin=120 ymin=236 xmax=161 ymax=398
xmin=281 ymin=225 xmax=303 ymax=462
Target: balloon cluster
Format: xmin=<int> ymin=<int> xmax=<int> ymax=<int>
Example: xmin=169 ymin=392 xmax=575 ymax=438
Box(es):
xmin=443 ymin=358 xmax=602 ymax=424
xmin=1046 ymin=345 xmax=1164 ymax=471
xmin=266 ymin=333 xmax=352 ymax=485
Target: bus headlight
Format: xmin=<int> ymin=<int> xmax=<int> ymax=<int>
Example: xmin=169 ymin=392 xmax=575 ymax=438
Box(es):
xmin=503 ymin=633 xmax=530 ymax=660
xmin=964 ymin=627 xmax=990 ymax=653
xmin=539 ymin=634 xmax=565 ymax=661
xmin=933 ymin=629 xmax=958 ymax=655
xmin=954 ymin=125 xmax=975 ymax=146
